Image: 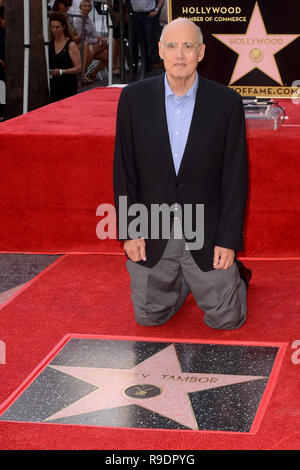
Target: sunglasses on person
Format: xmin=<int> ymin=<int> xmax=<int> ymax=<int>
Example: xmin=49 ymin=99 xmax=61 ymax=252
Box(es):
xmin=62 ymin=1 xmax=73 ymax=6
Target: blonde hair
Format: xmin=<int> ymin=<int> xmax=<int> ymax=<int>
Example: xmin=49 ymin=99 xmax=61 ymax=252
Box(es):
xmin=80 ymin=0 xmax=92 ymax=9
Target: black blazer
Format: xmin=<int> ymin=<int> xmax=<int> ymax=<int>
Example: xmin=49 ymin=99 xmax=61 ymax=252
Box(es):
xmin=113 ymin=73 xmax=248 ymax=271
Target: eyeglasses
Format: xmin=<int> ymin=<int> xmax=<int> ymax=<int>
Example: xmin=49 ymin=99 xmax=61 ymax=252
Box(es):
xmin=161 ymin=42 xmax=201 ymax=54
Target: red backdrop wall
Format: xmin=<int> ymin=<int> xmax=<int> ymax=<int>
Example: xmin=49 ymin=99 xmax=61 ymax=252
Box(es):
xmin=0 ymin=88 xmax=299 ymax=256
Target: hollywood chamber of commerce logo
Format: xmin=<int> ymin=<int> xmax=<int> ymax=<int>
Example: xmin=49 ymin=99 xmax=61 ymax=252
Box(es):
xmin=212 ymin=2 xmax=299 ymax=85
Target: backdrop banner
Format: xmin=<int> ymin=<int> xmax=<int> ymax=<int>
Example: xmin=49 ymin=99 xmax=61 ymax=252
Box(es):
xmin=168 ymin=0 xmax=300 ymax=98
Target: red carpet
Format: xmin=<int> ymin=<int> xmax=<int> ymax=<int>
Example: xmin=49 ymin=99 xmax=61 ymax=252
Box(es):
xmin=0 ymin=89 xmax=299 ymax=256
xmin=0 ymin=254 xmax=299 ymax=449
xmin=0 ymin=88 xmax=299 ymax=450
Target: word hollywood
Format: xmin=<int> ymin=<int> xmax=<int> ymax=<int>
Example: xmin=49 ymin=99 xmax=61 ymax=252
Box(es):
xmin=229 ymin=38 xmax=285 ymax=46
xmin=96 ymin=197 xmax=204 ymax=250
xmin=181 ymin=6 xmax=242 ymax=15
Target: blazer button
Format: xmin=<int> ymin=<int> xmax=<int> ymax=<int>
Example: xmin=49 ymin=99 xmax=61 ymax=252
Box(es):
xmin=176 ymin=183 xmax=184 ymax=189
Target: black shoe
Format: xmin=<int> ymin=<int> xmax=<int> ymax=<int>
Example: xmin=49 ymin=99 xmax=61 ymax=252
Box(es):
xmin=236 ymin=260 xmax=252 ymax=288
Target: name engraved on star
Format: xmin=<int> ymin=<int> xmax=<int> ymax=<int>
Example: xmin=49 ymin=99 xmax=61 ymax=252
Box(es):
xmin=88 ymin=370 xmax=219 ymax=384
xmin=89 ymin=371 xmax=151 ymax=379
xmin=161 ymin=374 xmax=218 ymax=383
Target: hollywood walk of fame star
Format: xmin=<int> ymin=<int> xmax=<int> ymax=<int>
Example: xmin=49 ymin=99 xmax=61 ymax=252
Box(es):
xmin=45 ymin=344 xmax=265 ymax=430
xmin=213 ymin=2 xmax=299 ymax=85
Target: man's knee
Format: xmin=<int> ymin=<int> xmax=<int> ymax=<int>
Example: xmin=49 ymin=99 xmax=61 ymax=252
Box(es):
xmin=204 ymin=310 xmax=246 ymax=330
xmin=203 ymin=284 xmax=247 ymax=330
xmin=134 ymin=305 xmax=176 ymax=326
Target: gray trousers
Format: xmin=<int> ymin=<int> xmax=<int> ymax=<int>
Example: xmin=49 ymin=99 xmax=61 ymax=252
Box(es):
xmin=126 ymin=221 xmax=247 ymax=330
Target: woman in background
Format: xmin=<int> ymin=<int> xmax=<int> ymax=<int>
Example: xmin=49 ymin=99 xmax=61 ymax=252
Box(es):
xmin=49 ymin=12 xmax=81 ymax=102
xmin=73 ymin=0 xmax=108 ymax=84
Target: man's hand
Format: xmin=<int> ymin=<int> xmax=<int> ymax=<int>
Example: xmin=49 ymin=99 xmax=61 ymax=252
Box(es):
xmin=124 ymin=239 xmax=146 ymax=262
xmin=148 ymin=10 xmax=158 ymax=18
xmin=213 ymin=246 xmax=235 ymax=270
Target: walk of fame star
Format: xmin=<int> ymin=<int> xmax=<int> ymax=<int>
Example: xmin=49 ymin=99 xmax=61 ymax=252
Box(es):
xmin=212 ymin=2 xmax=299 ymax=85
xmin=44 ymin=344 xmax=265 ymax=430
xmin=0 ymin=337 xmax=285 ymax=432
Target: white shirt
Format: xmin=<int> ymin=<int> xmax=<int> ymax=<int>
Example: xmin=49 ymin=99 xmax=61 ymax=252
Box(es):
xmin=130 ymin=0 xmax=156 ymax=12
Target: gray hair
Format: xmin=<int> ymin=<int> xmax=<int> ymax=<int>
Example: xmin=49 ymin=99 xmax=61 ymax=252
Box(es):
xmin=160 ymin=18 xmax=203 ymax=44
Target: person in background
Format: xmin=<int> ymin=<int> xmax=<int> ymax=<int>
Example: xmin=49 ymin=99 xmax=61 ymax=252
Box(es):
xmin=49 ymin=12 xmax=81 ymax=102
xmin=0 ymin=6 xmax=5 ymax=74
xmin=51 ymin=0 xmax=81 ymax=42
xmin=52 ymin=0 xmax=73 ymax=13
xmin=130 ymin=0 xmax=164 ymax=75
xmin=73 ymin=0 xmax=108 ymax=84
xmin=67 ymin=0 xmax=81 ymax=14
xmin=111 ymin=0 xmax=129 ymax=77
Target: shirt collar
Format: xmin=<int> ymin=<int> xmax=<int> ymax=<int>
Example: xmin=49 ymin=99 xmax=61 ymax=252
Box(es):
xmin=164 ymin=72 xmax=199 ymax=99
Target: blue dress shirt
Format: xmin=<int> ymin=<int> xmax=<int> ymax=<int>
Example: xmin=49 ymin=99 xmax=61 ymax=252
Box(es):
xmin=164 ymin=73 xmax=199 ymax=175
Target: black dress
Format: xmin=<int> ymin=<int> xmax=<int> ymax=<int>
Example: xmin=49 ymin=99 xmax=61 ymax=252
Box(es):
xmin=49 ymin=38 xmax=78 ymax=102
xmin=0 ymin=25 xmax=5 ymax=82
